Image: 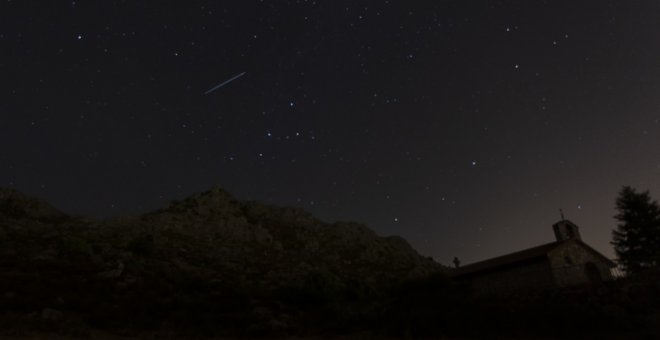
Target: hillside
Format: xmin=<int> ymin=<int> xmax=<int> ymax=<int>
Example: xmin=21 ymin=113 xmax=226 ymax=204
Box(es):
xmin=2 ymin=187 xmax=660 ymax=338
xmin=0 ymin=186 xmax=444 ymax=337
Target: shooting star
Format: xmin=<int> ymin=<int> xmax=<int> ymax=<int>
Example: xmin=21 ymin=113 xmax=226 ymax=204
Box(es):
xmin=204 ymin=72 xmax=246 ymax=95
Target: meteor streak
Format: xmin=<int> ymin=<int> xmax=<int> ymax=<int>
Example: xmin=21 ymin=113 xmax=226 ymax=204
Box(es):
xmin=204 ymin=72 xmax=246 ymax=95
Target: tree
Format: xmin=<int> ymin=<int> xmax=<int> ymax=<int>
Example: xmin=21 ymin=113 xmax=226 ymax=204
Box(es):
xmin=612 ymin=186 xmax=660 ymax=273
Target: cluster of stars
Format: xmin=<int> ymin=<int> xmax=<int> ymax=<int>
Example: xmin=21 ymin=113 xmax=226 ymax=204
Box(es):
xmin=2 ymin=1 xmax=657 ymax=266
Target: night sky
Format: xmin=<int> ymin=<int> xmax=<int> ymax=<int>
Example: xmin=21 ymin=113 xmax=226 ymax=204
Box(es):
xmin=2 ymin=1 xmax=660 ymax=265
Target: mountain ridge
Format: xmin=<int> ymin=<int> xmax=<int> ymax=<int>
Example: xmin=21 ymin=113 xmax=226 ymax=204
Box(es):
xmin=0 ymin=186 xmax=445 ymax=336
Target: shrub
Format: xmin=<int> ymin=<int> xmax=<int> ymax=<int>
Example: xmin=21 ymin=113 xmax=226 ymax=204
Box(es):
xmin=127 ymin=234 xmax=155 ymax=257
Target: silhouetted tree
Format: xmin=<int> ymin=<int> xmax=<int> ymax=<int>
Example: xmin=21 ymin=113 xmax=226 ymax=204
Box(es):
xmin=612 ymin=186 xmax=660 ymax=273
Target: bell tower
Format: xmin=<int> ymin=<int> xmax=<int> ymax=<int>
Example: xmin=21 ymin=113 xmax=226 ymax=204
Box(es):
xmin=552 ymin=214 xmax=582 ymax=242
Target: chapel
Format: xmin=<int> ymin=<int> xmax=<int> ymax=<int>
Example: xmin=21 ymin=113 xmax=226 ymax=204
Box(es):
xmin=450 ymin=219 xmax=616 ymax=295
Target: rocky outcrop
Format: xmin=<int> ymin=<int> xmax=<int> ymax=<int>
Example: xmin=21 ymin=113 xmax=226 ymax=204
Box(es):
xmin=0 ymin=186 xmax=445 ymax=336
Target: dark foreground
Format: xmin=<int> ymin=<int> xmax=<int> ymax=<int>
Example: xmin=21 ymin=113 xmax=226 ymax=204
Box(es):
xmin=1 ymin=271 xmax=659 ymax=339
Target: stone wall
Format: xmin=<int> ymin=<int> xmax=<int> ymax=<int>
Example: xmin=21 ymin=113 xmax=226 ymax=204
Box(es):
xmin=467 ymin=260 xmax=555 ymax=296
xmin=547 ymin=241 xmax=613 ymax=287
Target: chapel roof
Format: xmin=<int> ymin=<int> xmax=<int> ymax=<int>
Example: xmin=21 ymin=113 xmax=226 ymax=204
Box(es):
xmin=450 ymin=239 xmax=615 ymax=278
